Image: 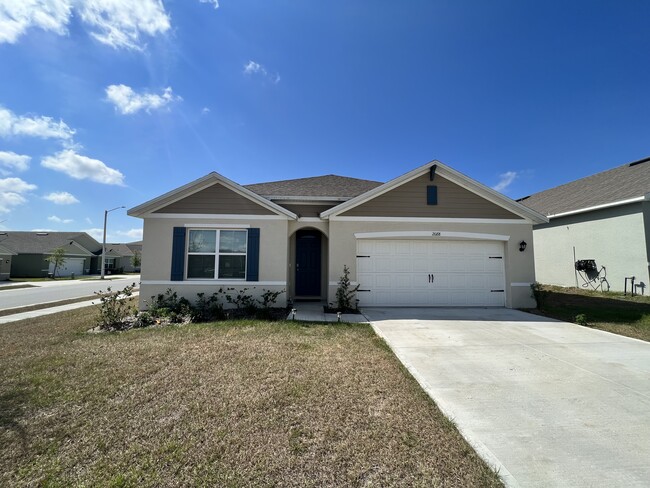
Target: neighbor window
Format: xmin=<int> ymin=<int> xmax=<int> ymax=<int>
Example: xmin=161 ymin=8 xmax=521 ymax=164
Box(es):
xmin=104 ymin=258 xmax=116 ymax=270
xmin=187 ymin=229 xmax=247 ymax=279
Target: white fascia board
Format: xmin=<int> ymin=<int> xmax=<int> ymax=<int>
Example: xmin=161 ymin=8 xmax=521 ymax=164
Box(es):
xmin=320 ymin=160 xmax=548 ymax=224
xmin=128 ymin=172 xmax=297 ymax=220
xmin=353 ymin=230 xmax=510 ymax=241
xmin=183 ymin=223 xmax=251 ymax=228
xmin=546 ymin=196 xmax=645 ymax=220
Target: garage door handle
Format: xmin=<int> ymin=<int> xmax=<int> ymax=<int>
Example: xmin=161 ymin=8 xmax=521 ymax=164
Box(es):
xmin=491 ymin=289 xmax=504 ymax=293
xmin=428 ymin=274 xmax=435 ymax=283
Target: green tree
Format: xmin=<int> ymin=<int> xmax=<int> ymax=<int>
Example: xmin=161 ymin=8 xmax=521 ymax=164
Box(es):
xmin=46 ymin=247 xmax=67 ymax=279
xmin=131 ymin=250 xmax=141 ymax=269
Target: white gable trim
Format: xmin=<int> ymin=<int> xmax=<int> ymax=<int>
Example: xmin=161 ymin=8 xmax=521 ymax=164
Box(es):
xmin=128 ymin=172 xmax=298 ymax=219
xmin=332 ymin=216 xmax=530 ymax=224
xmin=321 ymin=160 xmax=548 ymax=223
xmin=143 ymin=213 xmax=288 ymax=220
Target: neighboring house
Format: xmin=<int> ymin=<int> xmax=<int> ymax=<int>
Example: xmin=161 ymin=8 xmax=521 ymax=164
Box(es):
xmin=103 ymin=243 xmax=135 ymax=273
xmin=0 ymin=244 xmax=16 ymax=281
xmin=128 ymin=160 xmax=547 ymax=309
xmin=126 ymin=241 xmax=142 ymax=272
xmin=0 ymin=231 xmax=102 ymax=277
xmin=518 ymin=156 xmax=650 ymax=293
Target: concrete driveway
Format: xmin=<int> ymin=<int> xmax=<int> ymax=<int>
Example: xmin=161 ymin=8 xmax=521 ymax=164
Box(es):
xmin=365 ymin=308 xmax=650 ymax=488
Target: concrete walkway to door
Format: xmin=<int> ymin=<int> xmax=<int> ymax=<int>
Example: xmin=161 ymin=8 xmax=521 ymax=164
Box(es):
xmin=365 ymin=307 xmax=650 ymax=488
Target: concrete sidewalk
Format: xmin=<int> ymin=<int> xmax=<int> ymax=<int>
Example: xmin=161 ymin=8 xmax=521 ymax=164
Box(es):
xmin=367 ymin=307 xmax=650 ymax=488
xmin=0 ymin=292 xmax=139 ymax=324
xmin=287 ymin=301 xmax=368 ymax=323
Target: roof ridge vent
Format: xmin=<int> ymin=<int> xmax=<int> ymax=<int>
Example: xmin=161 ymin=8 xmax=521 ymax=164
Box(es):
xmin=628 ymin=156 xmax=650 ymax=167
xmin=36 ymin=232 xmax=49 ymax=236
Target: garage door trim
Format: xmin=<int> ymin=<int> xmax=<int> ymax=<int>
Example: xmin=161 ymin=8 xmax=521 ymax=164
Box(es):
xmin=354 ymin=230 xmax=510 ymax=241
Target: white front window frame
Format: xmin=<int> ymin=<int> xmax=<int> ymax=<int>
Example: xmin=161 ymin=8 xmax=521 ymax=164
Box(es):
xmin=186 ymin=228 xmax=248 ymax=280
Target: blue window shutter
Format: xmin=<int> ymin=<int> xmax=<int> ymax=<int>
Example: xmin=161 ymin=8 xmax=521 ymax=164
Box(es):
xmin=170 ymin=227 xmax=186 ymax=281
xmin=427 ymin=185 xmax=438 ymax=205
xmin=246 ymin=228 xmax=260 ymax=281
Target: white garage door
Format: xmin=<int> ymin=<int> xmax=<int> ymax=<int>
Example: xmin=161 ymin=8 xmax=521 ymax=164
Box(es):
xmin=49 ymin=257 xmax=85 ymax=277
xmin=357 ymin=239 xmax=505 ymax=306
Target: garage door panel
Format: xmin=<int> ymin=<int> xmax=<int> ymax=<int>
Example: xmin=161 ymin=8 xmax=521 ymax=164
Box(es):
xmin=356 ymin=239 xmax=505 ymax=307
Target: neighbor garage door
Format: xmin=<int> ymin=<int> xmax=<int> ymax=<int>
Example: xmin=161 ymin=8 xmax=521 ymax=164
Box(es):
xmin=49 ymin=257 xmax=85 ymax=277
xmin=356 ymin=239 xmax=505 ymax=306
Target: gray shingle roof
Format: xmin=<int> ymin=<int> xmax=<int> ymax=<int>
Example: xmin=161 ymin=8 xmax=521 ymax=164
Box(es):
xmin=244 ymin=174 xmax=383 ymax=199
xmin=105 ymin=243 xmax=134 ymax=257
xmin=518 ymin=157 xmax=650 ymax=216
xmin=0 ymin=232 xmax=100 ymax=254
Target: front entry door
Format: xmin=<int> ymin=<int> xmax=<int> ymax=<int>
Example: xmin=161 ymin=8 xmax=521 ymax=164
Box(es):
xmin=295 ymin=230 xmax=321 ymax=297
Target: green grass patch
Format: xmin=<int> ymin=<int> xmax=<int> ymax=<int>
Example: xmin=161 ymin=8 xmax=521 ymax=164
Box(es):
xmin=533 ymin=285 xmax=650 ymax=341
xmin=0 ymin=308 xmax=502 ymax=487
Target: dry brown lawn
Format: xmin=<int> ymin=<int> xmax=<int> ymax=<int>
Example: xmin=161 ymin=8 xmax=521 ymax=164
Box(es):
xmin=1 ymin=306 xmax=502 ymax=487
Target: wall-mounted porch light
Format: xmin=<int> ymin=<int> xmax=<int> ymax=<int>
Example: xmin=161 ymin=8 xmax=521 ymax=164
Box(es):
xmin=519 ymin=240 xmax=527 ymax=252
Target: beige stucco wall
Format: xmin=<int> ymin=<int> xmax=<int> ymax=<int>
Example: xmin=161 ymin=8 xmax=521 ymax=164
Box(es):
xmin=139 ymin=216 xmax=290 ymax=309
xmin=327 ymin=219 xmax=536 ymax=308
xmin=533 ymin=203 xmax=649 ymax=292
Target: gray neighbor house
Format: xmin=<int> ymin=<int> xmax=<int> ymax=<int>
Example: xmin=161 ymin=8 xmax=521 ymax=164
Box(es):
xmin=0 ymin=231 xmax=141 ymax=279
xmin=519 ymin=156 xmax=650 ymax=293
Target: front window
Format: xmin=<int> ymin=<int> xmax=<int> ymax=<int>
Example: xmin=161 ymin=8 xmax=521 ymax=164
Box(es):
xmin=105 ymin=258 xmax=116 ymax=270
xmin=187 ymin=229 xmax=247 ymax=279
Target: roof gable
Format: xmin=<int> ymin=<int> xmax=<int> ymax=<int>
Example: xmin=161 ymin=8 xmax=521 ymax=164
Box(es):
xmin=245 ymin=175 xmax=382 ymax=199
xmin=128 ymin=172 xmax=297 ymax=219
xmin=518 ymin=157 xmax=650 ymax=217
xmin=322 ymin=161 xmax=548 ymax=223
xmin=0 ymin=232 xmax=99 ymax=255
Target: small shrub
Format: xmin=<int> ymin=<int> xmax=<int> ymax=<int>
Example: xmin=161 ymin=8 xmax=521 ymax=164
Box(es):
xmin=133 ymin=311 xmax=155 ymax=328
xmin=258 ymin=289 xmax=284 ymax=309
xmin=95 ymin=283 xmax=136 ymax=330
xmin=192 ymin=291 xmax=226 ymax=322
xmin=531 ymin=282 xmax=546 ymax=310
xmin=335 ymin=265 xmax=359 ymax=312
xmin=575 ymin=313 xmax=589 ymax=326
xmin=225 ymin=287 xmax=256 ymax=311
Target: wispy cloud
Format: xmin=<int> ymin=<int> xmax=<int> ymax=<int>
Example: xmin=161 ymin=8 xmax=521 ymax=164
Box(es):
xmin=44 ymin=191 xmax=80 ymax=205
xmin=0 ymin=106 xmax=75 ymax=143
xmin=106 ymin=84 xmax=182 ymax=115
xmin=116 ymin=228 xmax=143 ymax=240
xmin=0 ymin=0 xmax=171 ymax=50
xmin=199 ymin=0 xmax=219 ymax=9
xmin=0 ymin=177 xmax=37 ymax=213
xmin=48 ymin=215 xmax=73 ymax=224
xmin=82 ymin=228 xmax=104 ymax=241
xmin=492 ymin=171 xmax=518 ymax=192
xmin=0 ymin=150 xmax=30 ymax=175
xmin=41 ymin=149 xmax=125 ymax=185
xmin=243 ymin=60 xmax=280 ymax=84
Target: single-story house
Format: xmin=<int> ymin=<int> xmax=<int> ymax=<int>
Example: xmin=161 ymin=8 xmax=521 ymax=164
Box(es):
xmin=518 ymin=156 xmax=650 ymax=293
xmin=0 ymin=243 xmax=16 ymax=281
xmin=0 ymin=231 xmax=101 ymax=277
xmin=128 ymin=160 xmax=547 ymax=309
xmin=103 ymin=243 xmax=135 ymax=273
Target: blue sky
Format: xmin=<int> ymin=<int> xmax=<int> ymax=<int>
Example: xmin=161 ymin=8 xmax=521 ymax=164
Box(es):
xmin=0 ymin=1 xmax=649 ymax=241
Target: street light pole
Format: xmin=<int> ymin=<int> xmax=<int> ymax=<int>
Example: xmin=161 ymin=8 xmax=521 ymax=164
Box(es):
xmin=101 ymin=206 xmax=125 ymax=279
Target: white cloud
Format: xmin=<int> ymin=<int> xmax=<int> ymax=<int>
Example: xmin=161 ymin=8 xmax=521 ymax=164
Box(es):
xmin=116 ymin=228 xmax=143 ymax=240
xmin=199 ymin=0 xmax=219 ymax=8
xmin=0 ymin=106 xmax=75 ymax=142
xmin=106 ymin=84 xmax=181 ymax=115
xmin=48 ymin=215 xmax=73 ymax=224
xmin=0 ymin=150 xmax=30 ymax=174
xmin=84 ymin=216 xmax=92 ymax=224
xmin=243 ymin=60 xmax=280 ymax=84
xmin=0 ymin=0 xmax=72 ymax=44
xmin=492 ymin=171 xmax=518 ymax=192
xmin=82 ymin=227 xmax=104 ymax=241
xmin=44 ymin=191 xmax=79 ymax=204
xmin=41 ymin=149 xmax=125 ymax=185
xmin=0 ymin=176 xmax=36 ymax=213
xmin=0 ymin=0 xmax=170 ymax=50
xmin=201 ymin=107 xmax=210 ymax=115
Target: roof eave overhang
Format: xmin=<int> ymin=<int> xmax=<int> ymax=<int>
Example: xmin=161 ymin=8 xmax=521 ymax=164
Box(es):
xmin=546 ymin=195 xmax=647 ymax=220
xmin=321 ymin=160 xmax=549 ymax=224
xmin=128 ymin=172 xmax=298 ymax=220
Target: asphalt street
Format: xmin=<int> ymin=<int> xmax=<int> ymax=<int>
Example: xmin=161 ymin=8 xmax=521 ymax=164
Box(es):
xmin=0 ymin=275 xmax=140 ymax=310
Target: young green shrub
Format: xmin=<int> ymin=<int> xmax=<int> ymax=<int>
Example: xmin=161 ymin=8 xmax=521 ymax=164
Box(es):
xmin=575 ymin=313 xmax=589 ymax=326
xmin=530 ymin=282 xmax=546 ymax=310
xmin=335 ymin=265 xmax=360 ymax=312
xmin=95 ymin=283 xmax=136 ymax=330
xmin=225 ymin=287 xmax=256 ymax=312
xmin=192 ymin=291 xmax=226 ymax=322
xmin=255 ymin=288 xmax=285 ymax=319
xmin=148 ymin=288 xmax=193 ymax=323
